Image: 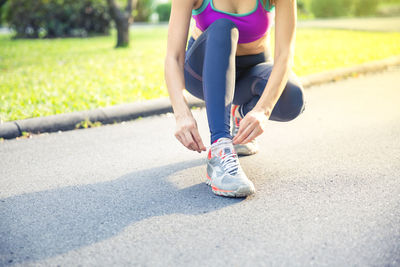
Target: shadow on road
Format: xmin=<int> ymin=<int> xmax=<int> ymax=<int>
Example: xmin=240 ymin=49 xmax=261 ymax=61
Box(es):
xmin=0 ymin=158 xmax=243 ymax=266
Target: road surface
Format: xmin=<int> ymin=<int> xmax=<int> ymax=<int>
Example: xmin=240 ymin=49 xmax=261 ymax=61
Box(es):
xmin=1 ymin=67 xmax=400 ymax=266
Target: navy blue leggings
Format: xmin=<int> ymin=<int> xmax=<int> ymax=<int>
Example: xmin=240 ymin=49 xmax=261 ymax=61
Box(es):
xmin=184 ymin=18 xmax=305 ymax=144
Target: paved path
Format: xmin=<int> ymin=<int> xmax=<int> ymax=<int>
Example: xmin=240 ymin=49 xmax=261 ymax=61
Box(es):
xmin=1 ymin=68 xmax=400 ymax=266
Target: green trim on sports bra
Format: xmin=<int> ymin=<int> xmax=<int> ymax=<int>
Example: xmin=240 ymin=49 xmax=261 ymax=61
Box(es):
xmin=192 ymin=0 xmax=275 ymax=16
xmin=210 ymin=0 xmax=258 ymax=17
xmin=264 ymin=0 xmax=275 ymax=12
xmin=192 ymin=0 xmax=210 ymax=15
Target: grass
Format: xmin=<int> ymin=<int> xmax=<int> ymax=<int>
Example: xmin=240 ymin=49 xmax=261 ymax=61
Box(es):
xmin=291 ymin=29 xmax=400 ymax=75
xmin=1 ymin=27 xmax=400 ymax=122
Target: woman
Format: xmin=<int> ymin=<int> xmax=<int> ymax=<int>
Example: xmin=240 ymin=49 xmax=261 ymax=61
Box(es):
xmin=164 ymin=0 xmax=305 ymax=197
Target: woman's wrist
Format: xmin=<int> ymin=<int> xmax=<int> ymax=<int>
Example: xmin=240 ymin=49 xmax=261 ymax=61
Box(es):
xmin=172 ymin=101 xmax=193 ymax=120
xmin=167 ymin=89 xmax=191 ymax=118
xmin=174 ymin=110 xmax=193 ymax=121
xmin=253 ymin=105 xmax=272 ymax=119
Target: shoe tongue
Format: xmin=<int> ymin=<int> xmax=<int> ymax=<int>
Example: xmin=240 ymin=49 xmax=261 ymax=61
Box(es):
xmin=214 ymin=137 xmax=231 ymax=145
xmin=223 ymin=147 xmax=233 ymax=154
xmin=212 ymin=138 xmax=235 ymax=156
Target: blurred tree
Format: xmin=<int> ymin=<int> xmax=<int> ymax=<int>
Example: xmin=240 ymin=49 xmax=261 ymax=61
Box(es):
xmin=311 ymin=0 xmax=353 ymax=18
xmin=107 ymin=0 xmax=136 ymax=47
xmin=155 ymin=2 xmax=171 ymax=22
xmin=353 ymin=0 xmax=378 ymax=16
xmin=134 ymin=0 xmax=152 ymax=22
xmin=297 ymin=0 xmax=313 ymax=18
xmin=6 ymin=0 xmax=110 ymax=38
xmin=0 ymin=0 xmax=7 ymax=25
xmin=297 ymin=0 xmax=305 ymax=11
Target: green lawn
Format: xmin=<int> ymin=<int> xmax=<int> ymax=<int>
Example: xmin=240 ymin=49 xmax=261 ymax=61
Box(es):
xmin=1 ymin=27 xmax=400 ymax=122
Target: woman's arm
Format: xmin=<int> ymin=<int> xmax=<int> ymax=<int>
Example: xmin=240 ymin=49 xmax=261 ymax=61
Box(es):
xmin=164 ymin=0 xmax=206 ymax=153
xmin=254 ymin=0 xmax=297 ymax=115
xmin=233 ymin=0 xmax=297 ymax=145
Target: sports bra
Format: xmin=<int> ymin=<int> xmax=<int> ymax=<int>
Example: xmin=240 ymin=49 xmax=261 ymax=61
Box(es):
xmin=192 ymin=0 xmax=275 ymax=44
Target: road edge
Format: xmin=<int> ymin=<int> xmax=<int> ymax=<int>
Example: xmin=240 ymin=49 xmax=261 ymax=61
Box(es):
xmin=1 ymin=55 xmax=400 ymax=139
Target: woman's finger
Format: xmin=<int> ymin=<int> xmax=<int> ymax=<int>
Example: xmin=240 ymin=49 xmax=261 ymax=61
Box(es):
xmin=175 ymin=133 xmax=184 ymax=146
xmin=176 ymin=131 xmax=194 ymax=151
xmin=191 ymin=128 xmax=206 ymax=151
xmin=241 ymin=127 xmax=262 ymax=144
xmin=234 ymin=117 xmax=250 ymax=138
xmin=232 ymin=119 xmax=249 ymax=144
xmin=184 ymin=130 xmax=200 ymax=152
xmin=234 ymin=120 xmax=256 ymax=144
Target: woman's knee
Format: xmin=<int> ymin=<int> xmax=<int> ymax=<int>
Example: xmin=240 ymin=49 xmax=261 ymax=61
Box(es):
xmin=282 ymin=83 xmax=305 ymax=121
xmin=208 ymin=18 xmax=237 ymax=31
xmin=207 ymin=18 xmax=239 ymax=44
xmin=272 ymin=82 xmax=305 ymax=122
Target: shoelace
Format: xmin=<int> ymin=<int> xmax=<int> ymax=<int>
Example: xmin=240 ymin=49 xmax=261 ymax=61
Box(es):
xmin=211 ymin=144 xmax=239 ymax=175
xmin=220 ymin=150 xmax=239 ymax=175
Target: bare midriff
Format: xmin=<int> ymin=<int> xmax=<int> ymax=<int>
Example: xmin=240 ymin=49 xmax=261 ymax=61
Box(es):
xmin=191 ymin=24 xmax=271 ymax=56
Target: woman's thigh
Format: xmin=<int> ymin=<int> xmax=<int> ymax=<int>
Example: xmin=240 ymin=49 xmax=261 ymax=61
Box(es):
xmin=234 ymin=63 xmax=305 ymax=122
xmin=183 ymin=18 xmax=238 ymax=101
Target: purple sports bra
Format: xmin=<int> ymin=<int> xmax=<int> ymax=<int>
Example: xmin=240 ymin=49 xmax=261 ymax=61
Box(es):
xmin=192 ymin=0 xmax=275 ymax=44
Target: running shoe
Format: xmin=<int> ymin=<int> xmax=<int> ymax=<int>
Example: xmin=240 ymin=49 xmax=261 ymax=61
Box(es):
xmin=206 ymin=137 xmax=255 ymax=197
xmin=231 ymin=105 xmax=259 ymax=156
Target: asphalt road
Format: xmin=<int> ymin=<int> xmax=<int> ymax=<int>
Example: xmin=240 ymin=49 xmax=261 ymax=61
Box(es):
xmin=1 ymin=67 xmax=400 ymax=266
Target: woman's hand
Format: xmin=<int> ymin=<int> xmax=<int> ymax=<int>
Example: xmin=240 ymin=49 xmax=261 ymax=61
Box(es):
xmin=175 ymin=114 xmax=207 ymax=153
xmin=232 ymin=109 xmax=269 ymax=145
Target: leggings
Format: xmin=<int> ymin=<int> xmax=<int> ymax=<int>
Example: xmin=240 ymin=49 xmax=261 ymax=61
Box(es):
xmin=184 ymin=18 xmax=305 ymax=144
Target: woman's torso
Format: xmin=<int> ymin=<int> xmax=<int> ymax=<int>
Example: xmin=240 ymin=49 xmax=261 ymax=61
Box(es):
xmin=190 ymin=0 xmax=275 ymax=56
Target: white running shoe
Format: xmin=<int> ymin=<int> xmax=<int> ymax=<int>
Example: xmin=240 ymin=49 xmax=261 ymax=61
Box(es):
xmin=206 ymin=137 xmax=255 ymax=197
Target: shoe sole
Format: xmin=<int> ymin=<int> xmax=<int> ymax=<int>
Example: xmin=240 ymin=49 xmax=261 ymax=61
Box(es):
xmin=206 ymin=173 xmax=255 ymax=198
